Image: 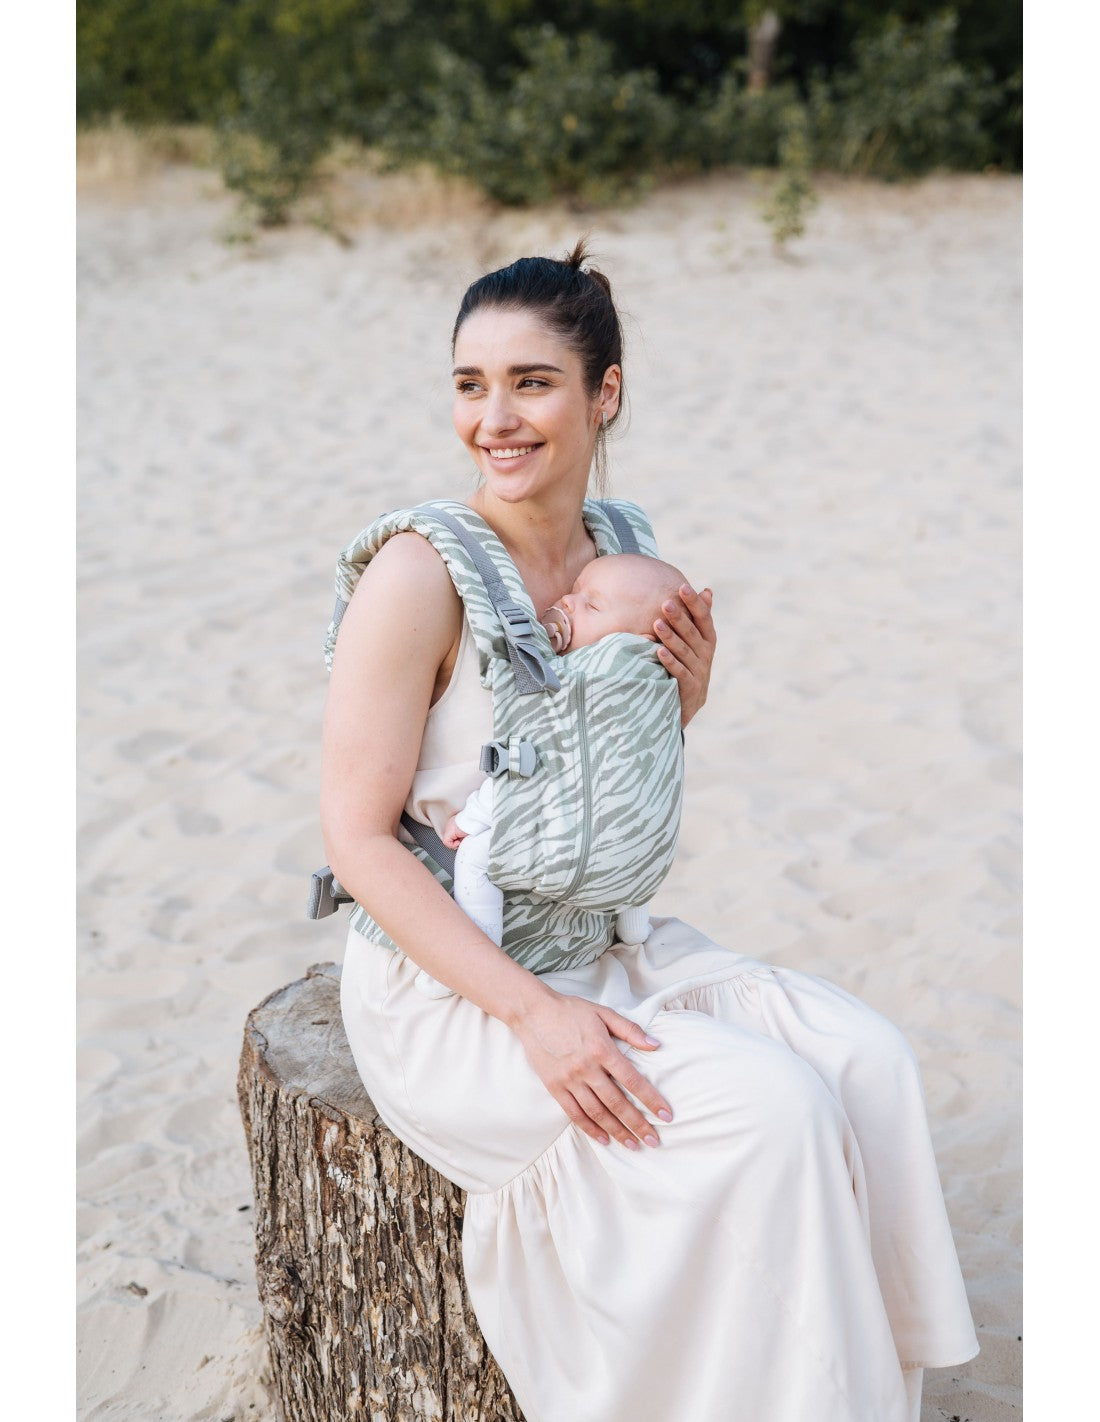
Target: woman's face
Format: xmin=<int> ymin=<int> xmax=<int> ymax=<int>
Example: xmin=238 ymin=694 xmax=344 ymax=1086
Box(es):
xmin=452 ymin=307 xmax=619 ymax=506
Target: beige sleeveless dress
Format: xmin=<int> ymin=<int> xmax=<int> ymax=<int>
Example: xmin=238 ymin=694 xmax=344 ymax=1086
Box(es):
xmin=340 ymin=615 xmax=978 ymax=1422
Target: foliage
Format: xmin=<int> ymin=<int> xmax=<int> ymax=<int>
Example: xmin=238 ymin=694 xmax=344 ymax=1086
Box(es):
xmin=759 ymin=103 xmax=819 ymax=246
xmin=699 ymin=70 xmax=803 ymax=169
xmin=379 ymin=26 xmax=677 ymax=207
xmin=75 ymin=0 xmax=1021 ymax=219
xmin=809 ymin=12 xmax=997 ymax=177
xmin=76 ymin=0 xmax=227 ymax=122
xmin=203 ymin=1 xmax=381 ymax=223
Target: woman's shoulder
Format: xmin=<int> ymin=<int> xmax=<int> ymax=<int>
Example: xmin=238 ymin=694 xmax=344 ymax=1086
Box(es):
xmin=331 ymin=528 xmax=463 ymax=679
xmin=353 ymin=527 xmax=461 ymax=607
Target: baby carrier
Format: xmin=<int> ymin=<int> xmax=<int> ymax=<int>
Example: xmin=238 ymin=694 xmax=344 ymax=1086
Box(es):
xmin=310 ymin=498 xmax=685 ymax=975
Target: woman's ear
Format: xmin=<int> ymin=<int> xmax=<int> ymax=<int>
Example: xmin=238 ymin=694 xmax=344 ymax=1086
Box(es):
xmin=598 ymin=364 xmax=622 ymax=423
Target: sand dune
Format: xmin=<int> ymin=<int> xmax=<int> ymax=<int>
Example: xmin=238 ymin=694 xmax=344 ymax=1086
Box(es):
xmin=77 ymin=162 xmax=1021 ymax=1420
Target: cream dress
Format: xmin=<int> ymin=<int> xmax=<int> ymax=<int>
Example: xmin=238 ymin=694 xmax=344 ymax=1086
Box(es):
xmin=340 ymin=615 xmax=978 ymax=1422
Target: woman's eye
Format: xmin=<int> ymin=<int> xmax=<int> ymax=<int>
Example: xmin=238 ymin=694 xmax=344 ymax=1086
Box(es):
xmin=519 ymin=377 xmax=548 ymax=389
xmin=455 ymin=381 xmax=482 ymax=394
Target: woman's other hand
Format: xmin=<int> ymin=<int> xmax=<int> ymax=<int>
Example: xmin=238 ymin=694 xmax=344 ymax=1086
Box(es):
xmin=511 ymin=989 xmax=673 ymax=1150
xmin=654 ymin=584 xmax=716 ymax=727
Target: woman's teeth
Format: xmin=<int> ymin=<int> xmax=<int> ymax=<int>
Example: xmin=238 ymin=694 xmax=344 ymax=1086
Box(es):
xmin=488 ymin=445 xmax=537 ymax=459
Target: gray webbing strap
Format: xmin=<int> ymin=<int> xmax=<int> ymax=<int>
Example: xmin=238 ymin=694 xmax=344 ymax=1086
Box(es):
xmin=400 ymin=810 xmax=456 ymax=878
xmin=419 ymin=505 xmax=561 ymax=696
xmin=596 ymin=500 xmax=641 ymax=554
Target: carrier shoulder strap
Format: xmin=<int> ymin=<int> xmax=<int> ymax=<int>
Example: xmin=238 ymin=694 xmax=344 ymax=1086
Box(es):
xmin=415 ymin=504 xmax=559 ymax=696
xmin=597 ymin=500 xmax=641 ymax=555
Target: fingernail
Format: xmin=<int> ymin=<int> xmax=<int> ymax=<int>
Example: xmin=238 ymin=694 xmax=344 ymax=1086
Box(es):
xmin=644 ymin=1034 xmax=661 ymax=1046
xmin=643 ymin=1133 xmax=660 ymax=1148
xmin=598 ymin=1134 xmax=610 ymax=1146
xmin=624 ymin=1138 xmax=640 ymax=1152
xmin=657 ymin=1109 xmax=673 ymax=1123
xmin=655 ymin=619 xmax=668 ymax=633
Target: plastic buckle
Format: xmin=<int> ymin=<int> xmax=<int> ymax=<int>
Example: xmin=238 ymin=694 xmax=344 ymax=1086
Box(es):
xmin=480 ymin=738 xmax=537 ymax=778
xmin=307 ymin=867 xmax=354 ymax=920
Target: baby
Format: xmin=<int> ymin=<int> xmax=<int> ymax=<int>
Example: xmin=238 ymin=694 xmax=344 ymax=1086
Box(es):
xmin=414 ymin=555 xmax=688 ymax=996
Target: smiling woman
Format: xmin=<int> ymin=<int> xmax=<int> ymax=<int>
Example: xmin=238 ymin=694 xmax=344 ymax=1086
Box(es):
xmin=452 ymin=309 xmax=620 ymax=543
xmin=321 ymin=240 xmax=978 ymax=1422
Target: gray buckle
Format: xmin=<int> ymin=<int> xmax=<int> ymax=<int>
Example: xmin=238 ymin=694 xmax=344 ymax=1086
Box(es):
xmin=498 ymin=601 xmax=534 ymax=632
xmin=480 ymin=738 xmax=537 ymax=778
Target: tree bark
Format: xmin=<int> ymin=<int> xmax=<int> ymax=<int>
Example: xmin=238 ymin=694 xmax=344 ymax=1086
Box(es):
xmin=238 ymin=961 xmax=525 ymax=1422
xmin=747 ymin=10 xmax=782 ymax=92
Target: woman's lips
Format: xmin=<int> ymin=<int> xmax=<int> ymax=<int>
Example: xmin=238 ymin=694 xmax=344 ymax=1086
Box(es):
xmin=480 ymin=443 xmax=542 ymax=468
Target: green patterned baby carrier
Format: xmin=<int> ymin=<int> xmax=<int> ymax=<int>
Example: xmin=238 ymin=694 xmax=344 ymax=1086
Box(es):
xmin=310 ymin=498 xmax=685 ymax=974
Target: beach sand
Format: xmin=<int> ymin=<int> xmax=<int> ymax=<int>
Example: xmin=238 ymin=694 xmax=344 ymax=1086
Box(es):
xmin=77 ymin=160 xmax=1021 ymax=1420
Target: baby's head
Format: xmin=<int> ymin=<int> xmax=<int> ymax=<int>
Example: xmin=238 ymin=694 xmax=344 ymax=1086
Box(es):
xmin=540 ymin=554 xmax=688 ymax=654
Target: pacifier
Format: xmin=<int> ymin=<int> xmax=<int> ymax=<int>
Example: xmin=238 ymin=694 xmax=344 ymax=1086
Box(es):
xmin=539 ymin=604 xmax=572 ymax=654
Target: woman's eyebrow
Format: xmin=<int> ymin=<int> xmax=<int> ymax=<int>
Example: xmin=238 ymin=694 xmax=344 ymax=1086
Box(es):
xmin=452 ymin=363 xmax=565 ymax=377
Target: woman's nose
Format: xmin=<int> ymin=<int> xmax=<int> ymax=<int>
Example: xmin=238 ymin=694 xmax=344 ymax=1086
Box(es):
xmin=482 ymin=388 xmax=521 ymax=434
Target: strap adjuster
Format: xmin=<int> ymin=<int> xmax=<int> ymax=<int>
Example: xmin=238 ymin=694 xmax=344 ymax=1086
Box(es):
xmin=480 ymin=738 xmax=537 ymax=778
xmin=498 ymin=601 xmax=535 ymax=632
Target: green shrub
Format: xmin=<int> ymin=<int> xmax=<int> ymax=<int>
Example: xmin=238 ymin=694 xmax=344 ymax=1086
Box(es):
xmin=698 ymin=68 xmax=802 ymax=169
xmin=810 ymin=11 xmax=997 ymax=177
xmin=379 ymin=25 xmax=677 ymax=206
xmin=208 ymin=0 xmax=387 ymax=224
xmin=76 ymin=1 xmax=1020 ymax=216
xmin=213 ymin=68 xmax=338 ymax=226
xmin=76 ymin=0 xmax=227 ymax=122
xmin=759 ymin=102 xmax=818 ymax=247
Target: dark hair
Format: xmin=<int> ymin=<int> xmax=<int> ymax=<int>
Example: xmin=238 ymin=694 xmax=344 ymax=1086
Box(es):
xmin=452 ymin=240 xmax=625 ymax=489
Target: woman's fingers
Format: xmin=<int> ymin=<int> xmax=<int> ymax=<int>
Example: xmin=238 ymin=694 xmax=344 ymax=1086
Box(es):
xmin=572 ymin=1081 xmax=661 ymax=1151
xmin=599 ymin=1007 xmax=662 ymax=1054
xmin=559 ymin=1089 xmax=610 ymax=1147
xmin=598 ymin=1010 xmax=674 ymax=1125
xmin=655 ymin=584 xmax=716 ymax=727
xmin=515 ymin=992 xmax=674 ymax=1148
xmin=656 ymin=585 xmax=715 ymax=655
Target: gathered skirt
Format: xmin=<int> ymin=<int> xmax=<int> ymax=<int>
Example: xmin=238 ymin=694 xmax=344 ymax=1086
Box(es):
xmin=340 ymin=917 xmax=978 ymax=1422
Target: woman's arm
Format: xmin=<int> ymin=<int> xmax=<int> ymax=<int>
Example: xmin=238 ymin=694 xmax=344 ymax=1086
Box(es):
xmin=653 ymin=584 xmax=716 ymax=727
xmin=321 ymin=532 xmax=673 ymax=1150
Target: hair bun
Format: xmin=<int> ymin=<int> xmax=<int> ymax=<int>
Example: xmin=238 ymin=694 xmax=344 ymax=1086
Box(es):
xmin=564 ymin=238 xmax=590 ymax=271
xmin=563 ymin=237 xmax=612 ymax=297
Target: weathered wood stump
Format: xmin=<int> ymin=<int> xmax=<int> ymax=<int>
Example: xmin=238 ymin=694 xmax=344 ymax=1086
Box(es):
xmin=238 ymin=961 xmax=525 ymax=1422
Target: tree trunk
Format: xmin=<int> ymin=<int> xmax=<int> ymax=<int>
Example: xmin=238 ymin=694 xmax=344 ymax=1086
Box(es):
xmin=237 ymin=961 xmax=525 ymax=1422
xmin=747 ymin=10 xmax=782 ymax=92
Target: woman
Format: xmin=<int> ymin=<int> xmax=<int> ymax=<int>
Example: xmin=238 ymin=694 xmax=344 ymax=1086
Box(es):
xmin=322 ymin=244 xmax=978 ymax=1422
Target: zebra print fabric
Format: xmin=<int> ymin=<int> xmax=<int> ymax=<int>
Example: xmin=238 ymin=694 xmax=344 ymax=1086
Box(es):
xmin=325 ymin=499 xmax=685 ymax=975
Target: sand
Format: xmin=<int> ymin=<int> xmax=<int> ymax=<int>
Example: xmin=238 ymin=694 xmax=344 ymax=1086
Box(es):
xmin=76 ymin=160 xmax=1021 ymax=1420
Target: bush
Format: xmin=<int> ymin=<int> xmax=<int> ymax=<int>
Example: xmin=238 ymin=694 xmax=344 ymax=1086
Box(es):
xmin=698 ymin=68 xmax=803 ymax=169
xmin=380 ymin=26 xmax=678 ymax=207
xmin=76 ymin=1 xmax=1020 ymax=218
xmin=759 ymin=103 xmax=818 ymax=247
xmin=208 ymin=0 xmax=388 ymax=223
xmin=213 ymin=69 xmax=337 ymax=226
xmin=76 ymin=0 xmax=227 ymax=122
xmin=809 ymin=11 xmax=997 ymax=177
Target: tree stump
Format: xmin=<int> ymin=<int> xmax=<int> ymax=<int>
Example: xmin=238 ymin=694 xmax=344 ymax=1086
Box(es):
xmin=237 ymin=961 xmax=525 ymax=1422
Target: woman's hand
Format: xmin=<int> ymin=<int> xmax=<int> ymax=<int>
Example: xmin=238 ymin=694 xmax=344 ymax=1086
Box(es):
xmin=511 ymin=989 xmax=673 ymax=1150
xmin=653 ymin=584 xmax=716 ymax=728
